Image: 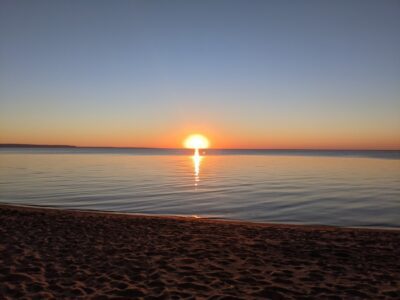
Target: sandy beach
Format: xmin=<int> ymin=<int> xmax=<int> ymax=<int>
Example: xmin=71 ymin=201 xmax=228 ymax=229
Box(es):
xmin=0 ymin=204 xmax=399 ymax=299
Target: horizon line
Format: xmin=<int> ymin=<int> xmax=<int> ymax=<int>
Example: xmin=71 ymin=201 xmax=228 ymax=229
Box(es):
xmin=0 ymin=143 xmax=399 ymax=151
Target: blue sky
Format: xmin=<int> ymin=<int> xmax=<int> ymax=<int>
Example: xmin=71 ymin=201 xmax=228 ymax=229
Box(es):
xmin=1 ymin=0 xmax=399 ymax=148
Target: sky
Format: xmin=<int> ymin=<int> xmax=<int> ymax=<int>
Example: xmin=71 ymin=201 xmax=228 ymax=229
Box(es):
xmin=0 ymin=0 xmax=399 ymax=149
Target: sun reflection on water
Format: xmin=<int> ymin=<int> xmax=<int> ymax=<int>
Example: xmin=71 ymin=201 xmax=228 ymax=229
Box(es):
xmin=192 ymin=148 xmax=203 ymax=187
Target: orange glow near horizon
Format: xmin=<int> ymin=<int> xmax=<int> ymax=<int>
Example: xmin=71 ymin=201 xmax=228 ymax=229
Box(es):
xmin=1 ymin=126 xmax=399 ymax=150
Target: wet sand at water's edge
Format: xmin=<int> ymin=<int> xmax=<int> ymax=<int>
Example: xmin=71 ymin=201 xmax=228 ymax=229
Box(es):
xmin=0 ymin=204 xmax=399 ymax=299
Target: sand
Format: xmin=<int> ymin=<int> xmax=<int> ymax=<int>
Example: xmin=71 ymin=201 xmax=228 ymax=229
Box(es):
xmin=0 ymin=205 xmax=399 ymax=299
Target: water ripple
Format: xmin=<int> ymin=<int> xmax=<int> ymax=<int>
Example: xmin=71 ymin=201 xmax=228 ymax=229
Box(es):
xmin=0 ymin=150 xmax=399 ymax=228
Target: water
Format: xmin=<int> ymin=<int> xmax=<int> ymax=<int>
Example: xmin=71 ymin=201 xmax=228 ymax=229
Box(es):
xmin=1 ymin=148 xmax=399 ymax=228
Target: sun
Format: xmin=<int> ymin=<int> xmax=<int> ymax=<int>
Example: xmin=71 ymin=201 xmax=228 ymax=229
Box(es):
xmin=184 ymin=134 xmax=210 ymax=149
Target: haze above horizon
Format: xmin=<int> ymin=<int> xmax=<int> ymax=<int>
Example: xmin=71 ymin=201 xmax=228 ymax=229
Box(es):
xmin=1 ymin=0 xmax=399 ymax=149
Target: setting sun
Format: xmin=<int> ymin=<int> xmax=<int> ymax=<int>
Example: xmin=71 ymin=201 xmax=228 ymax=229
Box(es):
xmin=183 ymin=134 xmax=210 ymax=150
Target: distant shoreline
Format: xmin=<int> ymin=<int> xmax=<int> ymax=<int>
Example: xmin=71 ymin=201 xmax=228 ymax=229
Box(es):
xmin=0 ymin=144 xmax=77 ymax=148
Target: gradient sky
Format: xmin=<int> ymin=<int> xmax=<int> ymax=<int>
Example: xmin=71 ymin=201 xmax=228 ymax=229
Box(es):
xmin=1 ymin=0 xmax=399 ymax=149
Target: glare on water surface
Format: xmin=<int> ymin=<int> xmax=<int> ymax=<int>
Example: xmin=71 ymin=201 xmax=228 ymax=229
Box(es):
xmin=183 ymin=134 xmax=209 ymax=187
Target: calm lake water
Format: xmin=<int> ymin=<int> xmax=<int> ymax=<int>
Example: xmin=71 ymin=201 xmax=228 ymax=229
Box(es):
xmin=1 ymin=148 xmax=399 ymax=228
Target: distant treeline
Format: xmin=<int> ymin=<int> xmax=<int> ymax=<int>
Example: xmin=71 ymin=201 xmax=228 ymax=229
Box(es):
xmin=0 ymin=144 xmax=77 ymax=148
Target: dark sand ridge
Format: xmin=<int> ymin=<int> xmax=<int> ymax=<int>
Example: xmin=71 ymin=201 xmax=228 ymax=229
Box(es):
xmin=0 ymin=204 xmax=399 ymax=299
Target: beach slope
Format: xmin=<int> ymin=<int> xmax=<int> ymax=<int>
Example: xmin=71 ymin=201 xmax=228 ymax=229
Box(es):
xmin=0 ymin=205 xmax=399 ymax=299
